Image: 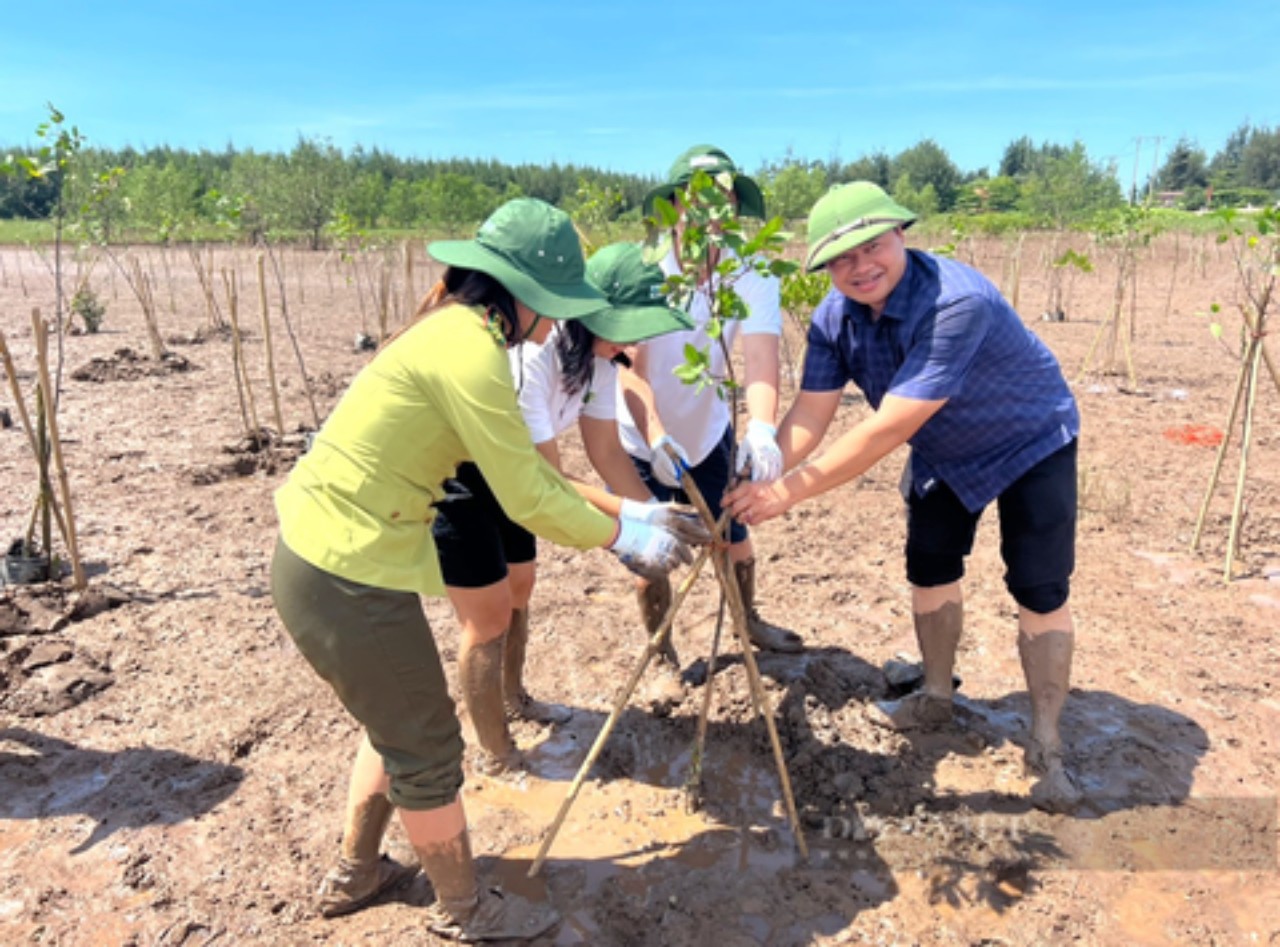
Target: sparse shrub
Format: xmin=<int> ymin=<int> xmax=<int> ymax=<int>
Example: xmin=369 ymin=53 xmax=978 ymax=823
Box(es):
xmin=71 ymin=288 xmax=105 ymax=333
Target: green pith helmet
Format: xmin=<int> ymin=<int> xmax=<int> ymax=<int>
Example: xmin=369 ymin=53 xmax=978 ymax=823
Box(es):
xmin=642 ymin=144 xmax=766 ymax=220
xmin=427 ymin=198 xmax=607 ymax=318
xmin=581 ymin=242 xmax=693 ymax=343
xmin=804 ymin=182 xmax=917 ymax=272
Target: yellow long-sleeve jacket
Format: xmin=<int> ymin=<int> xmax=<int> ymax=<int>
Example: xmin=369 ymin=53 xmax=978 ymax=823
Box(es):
xmin=275 ymin=304 xmax=615 ymax=596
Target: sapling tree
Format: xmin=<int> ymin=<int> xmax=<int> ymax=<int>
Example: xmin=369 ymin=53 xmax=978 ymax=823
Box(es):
xmin=1044 ymin=247 xmax=1093 ymax=321
xmin=643 ymin=169 xmax=807 ymax=841
xmin=1078 ymin=204 xmax=1161 ymax=385
xmin=778 ymin=268 xmax=829 ymax=387
xmin=1190 ymin=206 xmax=1280 ymax=580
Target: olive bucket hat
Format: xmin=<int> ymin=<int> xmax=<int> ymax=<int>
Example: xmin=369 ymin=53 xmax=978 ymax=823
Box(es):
xmin=581 ymin=242 xmax=694 ymax=344
xmin=427 ymin=198 xmax=607 ymax=319
xmin=642 ymin=144 xmax=767 ymax=220
xmin=804 ymin=182 xmax=917 ymax=272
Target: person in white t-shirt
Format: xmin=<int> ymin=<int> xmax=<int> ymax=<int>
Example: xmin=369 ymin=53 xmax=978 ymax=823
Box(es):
xmin=618 ymin=144 xmax=804 ymax=659
xmin=433 ymin=242 xmax=707 ymax=772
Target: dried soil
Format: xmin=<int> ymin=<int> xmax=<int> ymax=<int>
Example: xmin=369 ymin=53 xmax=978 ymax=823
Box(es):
xmin=1 ymin=235 xmax=1277 ymax=946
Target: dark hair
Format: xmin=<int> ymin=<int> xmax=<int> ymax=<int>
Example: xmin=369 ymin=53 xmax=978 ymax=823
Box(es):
xmin=554 ymin=318 xmax=596 ymax=397
xmin=410 ymin=266 xmax=521 ymax=344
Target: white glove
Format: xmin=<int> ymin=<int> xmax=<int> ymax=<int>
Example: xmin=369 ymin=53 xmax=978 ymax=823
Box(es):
xmin=735 ymin=419 xmax=783 ymax=482
xmin=648 ymin=434 xmax=691 ymax=489
xmin=620 ymin=497 xmax=712 ymax=546
xmin=608 ymin=517 xmax=694 ymax=580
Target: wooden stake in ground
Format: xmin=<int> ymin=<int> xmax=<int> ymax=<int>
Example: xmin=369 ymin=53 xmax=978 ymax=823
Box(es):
xmin=670 ymin=456 xmax=808 ymax=860
xmin=30 ymin=310 xmax=86 ymax=589
xmin=529 ymin=463 xmax=809 ymax=876
xmin=1189 ymin=212 xmax=1278 ymax=580
xmin=263 ymin=245 xmax=321 ymax=429
xmin=222 ymin=268 xmax=261 ymax=442
xmin=255 ymin=253 xmax=285 ymax=436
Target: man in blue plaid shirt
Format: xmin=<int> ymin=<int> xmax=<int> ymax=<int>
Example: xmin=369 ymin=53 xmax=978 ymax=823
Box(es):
xmin=725 ymin=182 xmax=1081 ymax=812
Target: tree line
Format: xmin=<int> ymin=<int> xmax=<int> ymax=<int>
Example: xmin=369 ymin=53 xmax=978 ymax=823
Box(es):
xmin=2 ymin=120 xmax=1277 ymax=246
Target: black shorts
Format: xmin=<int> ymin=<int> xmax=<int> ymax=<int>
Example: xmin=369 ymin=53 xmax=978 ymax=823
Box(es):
xmin=629 ymin=424 xmax=749 ymax=545
xmin=906 ymin=440 xmax=1077 ymax=611
xmin=432 ymin=462 xmax=537 ymax=589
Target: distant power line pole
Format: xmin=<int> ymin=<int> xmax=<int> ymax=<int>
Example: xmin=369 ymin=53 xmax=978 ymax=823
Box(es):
xmin=1130 ymin=137 xmax=1143 ymax=205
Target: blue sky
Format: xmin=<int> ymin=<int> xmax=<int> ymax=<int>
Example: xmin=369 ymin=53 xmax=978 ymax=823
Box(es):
xmin=2 ymin=0 xmax=1276 ymax=185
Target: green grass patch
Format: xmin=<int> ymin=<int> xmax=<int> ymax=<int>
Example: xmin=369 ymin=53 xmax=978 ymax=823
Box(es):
xmin=0 ymin=219 xmax=54 ymax=244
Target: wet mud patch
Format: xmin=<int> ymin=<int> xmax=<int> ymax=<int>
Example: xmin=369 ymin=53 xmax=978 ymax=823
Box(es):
xmin=0 ymin=583 xmax=129 ymax=715
xmin=70 ymin=347 xmax=193 ymax=383
xmin=189 ymin=429 xmax=310 ymax=484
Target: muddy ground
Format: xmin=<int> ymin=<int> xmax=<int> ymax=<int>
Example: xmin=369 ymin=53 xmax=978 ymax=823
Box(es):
xmin=1 ymin=232 xmax=1277 ymax=946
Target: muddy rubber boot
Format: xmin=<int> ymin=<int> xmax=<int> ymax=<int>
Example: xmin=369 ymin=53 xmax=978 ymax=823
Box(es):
xmin=459 ymin=635 xmax=520 ymax=775
xmin=316 ymin=792 xmax=416 ymax=918
xmin=871 ymin=599 xmax=962 ymax=731
xmin=636 ymin=579 xmax=685 ymax=708
xmin=734 ymin=558 xmax=803 ymax=653
xmin=503 ymin=608 xmax=572 ymax=725
xmin=418 ymin=829 xmax=560 ymax=942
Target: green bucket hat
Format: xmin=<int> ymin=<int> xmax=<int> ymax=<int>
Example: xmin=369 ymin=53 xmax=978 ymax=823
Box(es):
xmin=642 ymin=144 xmax=767 ymax=220
xmin=581 ymin=242 xmax=693 ymax=343
xmin=804 ymin=182 xmax=917 ymax=272
xmin=427 ymin=198 xmax=607 ymax=319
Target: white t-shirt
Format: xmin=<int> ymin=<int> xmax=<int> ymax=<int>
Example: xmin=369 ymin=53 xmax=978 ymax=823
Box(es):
xmin=511 ymin=324 xmax=618 ymax=444
xmin=617 ymin=248 xmax=782 ymax=466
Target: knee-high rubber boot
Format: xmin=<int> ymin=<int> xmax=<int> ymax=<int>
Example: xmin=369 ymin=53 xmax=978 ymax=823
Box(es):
xmin=502 ymin=608 xmax=572 ymax=725
xmin=871 ymin=600 xmax=960 ymax=731
xmin=637 ymin=578 xmax=684 ymax=706
xmin=417 ymin=827 xmax=560 ymax=942
xmin=316 ymin=792 xmax=415 ymax=917
xmin=459 ymin=635 xmax=517 ymax=774
xmin=734 ymin=557 xmax=803 ymax=653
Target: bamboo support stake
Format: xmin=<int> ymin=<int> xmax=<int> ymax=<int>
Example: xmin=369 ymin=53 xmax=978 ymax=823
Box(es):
xmin=256 ymin=253 xmax=285 ymax=436
xmin=1190 ymin=351 xmax=1249 ymax=552
xmin=403 ymin=240 xmax=414 ymax=321
xmin=0 ymin=329 xmax=70 ymax=556
xmin=31 ymin=311 xmax=85 ymax=589
xmin=1223 ymin=338 xmax=1264 ymax=580
xmin=264 ymin=246 xmax=321 ymax=429
xmin=671 ymin=457 xmax=808 ymax=860
xmin=222 ymin=269 xmax=259 ymax=440
xmin=129 ymin=256 xmax=168 ymax=361
xmin=529 ymin=543 xmax=714 ymax=877
xmin=0 ymin=330 xmax=68 ymax=555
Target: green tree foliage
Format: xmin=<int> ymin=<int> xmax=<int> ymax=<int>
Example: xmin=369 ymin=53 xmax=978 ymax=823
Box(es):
xmin=1018 ymin=143 xmax=1122 ymax=227
xmin=836 ymin=151 xmax=893 ymax=189
xmin=891 ymin=174 xmax=939 ymax=217
xmin=757 ymin=156 xmax=828 ymax=224
xmin=1155 ymin=137 xmax=1209 ymax=192
xmin=892 ymin=139 xmax=961 ymax=211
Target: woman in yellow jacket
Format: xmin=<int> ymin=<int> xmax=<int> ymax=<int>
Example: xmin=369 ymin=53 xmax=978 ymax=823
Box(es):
xmin=271 ymin=199 xmax=692 ymax=941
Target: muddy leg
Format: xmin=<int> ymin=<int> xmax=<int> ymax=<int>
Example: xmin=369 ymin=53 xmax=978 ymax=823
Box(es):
xmin=636 ymin=577 xmax=684 ymax=707
xmin=873 ymin=583 xmax=962 ymax=730
xmin=503 ymin=607 xmax=572 ymax=724
xmin=1018 ymin=604 xmax=1081 ymax=812
xmin=402 ymin=801 xmax=560 ymax=942
xmin=450 ymin=583 xmax=519 ymax=774
xmin=316 ymin=735 xmax=416 ymax=917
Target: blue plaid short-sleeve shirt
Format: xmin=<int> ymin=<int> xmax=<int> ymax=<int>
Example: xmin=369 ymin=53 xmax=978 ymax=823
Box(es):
xmin=801 ymin=250 xmax=1079 ymax=512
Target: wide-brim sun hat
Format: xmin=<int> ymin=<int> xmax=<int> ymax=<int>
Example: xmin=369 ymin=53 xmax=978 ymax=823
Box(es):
xmin=642 ymin=144 xmax=767 ymax=220
xmin=581 ymin=242 xmax=694 ymax=343
xmin=804 ymin=182 xmax=917 ymax=272
xmin=427 ymin=198 xmax=607 ymax=319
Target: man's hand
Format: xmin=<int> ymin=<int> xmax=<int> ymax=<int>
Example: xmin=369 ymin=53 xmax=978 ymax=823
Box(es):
xmin=608 ymin=518 xmax=694 ymax=580
xmin=620 ymin=497 xmax=712 ymax=546
xmin=735 ymin=419 xmax=783 ymax=482
xmin=724 ymin=476 xmax=795 ymax=527
xmin=648 ymin=434 xmax=690 ymax=489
